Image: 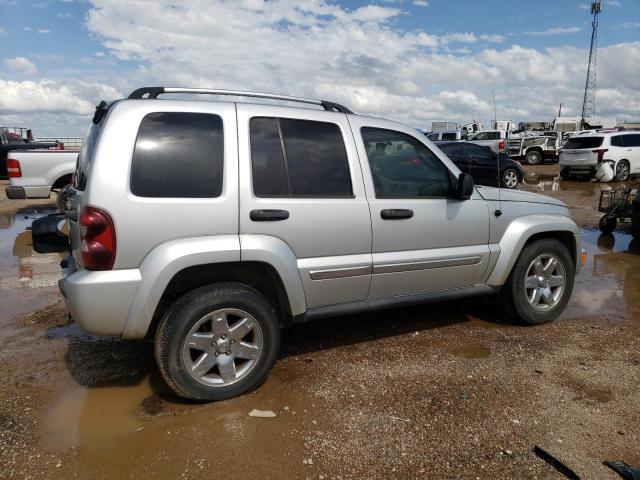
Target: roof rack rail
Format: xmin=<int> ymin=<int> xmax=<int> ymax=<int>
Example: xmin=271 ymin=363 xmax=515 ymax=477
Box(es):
xmin=127 ymin=87 xmax=354 ymax=114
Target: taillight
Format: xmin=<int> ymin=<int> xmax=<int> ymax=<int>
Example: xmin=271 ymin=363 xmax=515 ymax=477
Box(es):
xmin=592 ymin=148 xmax=609 ymax=163
xmin=498 ymin=140 xmax=505 ymax=151
xmin=7 ymin=158 xmax=21 ymax=177
xmin=79 ymin=207 xmax=116 ymax=270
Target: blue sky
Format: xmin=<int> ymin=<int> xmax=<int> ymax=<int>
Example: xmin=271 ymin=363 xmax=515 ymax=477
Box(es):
xmin=1 ymin=0 xmax=639 ymax=135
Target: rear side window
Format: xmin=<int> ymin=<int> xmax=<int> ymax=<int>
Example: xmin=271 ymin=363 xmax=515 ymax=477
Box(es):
xmin=74 ymin=122 xmax=102 ymax=191
xmin=563 ymin=136 xmax=603 ymax=149
xmin=250 ymin=117 xmax=352 ymax=197
xmin=131 ymin=112 xmax=224 ymax=198
xmin=610 ymin=135 xmax=625 ymax=147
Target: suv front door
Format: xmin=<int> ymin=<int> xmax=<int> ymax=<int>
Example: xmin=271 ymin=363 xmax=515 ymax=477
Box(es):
xmin=349 ymin=116 xmax=491 ymax=300
xmin=237 ymin=105 xmax=372 ymax=310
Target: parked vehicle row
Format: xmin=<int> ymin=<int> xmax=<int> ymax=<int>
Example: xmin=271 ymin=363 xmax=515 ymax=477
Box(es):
xmin=0 ymin=129 xmax=62 ymax=179
xmin=33 ymin=87 xmax=582 ymax=402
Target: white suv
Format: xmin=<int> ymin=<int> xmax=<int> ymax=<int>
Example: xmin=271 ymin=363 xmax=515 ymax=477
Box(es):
xmin=559 ymin=131 xmax=640 ymax=182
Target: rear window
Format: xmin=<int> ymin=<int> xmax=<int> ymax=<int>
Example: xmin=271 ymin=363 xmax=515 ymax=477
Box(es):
xmin=250 ymin=117 xmax=352 ymax=197
xmin=131 ymin=112 xmax=224 ymax=198
xmin=441 ymin=132 xmax=457 ymax=140
xmin=563 ymin=136 xmax=604 ymax=149
xmin=74 ymin=122 xmax=103 ymax=191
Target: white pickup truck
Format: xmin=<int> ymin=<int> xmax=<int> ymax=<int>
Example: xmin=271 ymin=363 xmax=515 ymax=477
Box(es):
xmin=5 ymin=150 xmax=77 ymax=210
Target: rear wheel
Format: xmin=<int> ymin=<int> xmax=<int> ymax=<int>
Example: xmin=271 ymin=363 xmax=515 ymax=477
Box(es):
xmin=502 ymin=239 xmax=574 ymax=325
xmin=155 ymin=282 xmax=280 ymax=401
xmin=501 ymin=169 xmax=519 ymax=189
xmin=559 ymin=168 xmax=571 ymax=180
xmin=525 ymin=150 xmax=543 ymax=165
xmin=56 ymin=183 xmax=72 ymax=211
xmin=599 ymin=214 xmax=617 ymax=235
xmin=615 ymin=160 xmax=630 ymax=182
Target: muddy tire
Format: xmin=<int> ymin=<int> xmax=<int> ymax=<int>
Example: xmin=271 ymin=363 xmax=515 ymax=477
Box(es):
xmin=524 ymin=150 xmax=543 ymax=165
xmin=559 ymin=168 xmax=571 ymax=180
xmin=502 ymin=238 xmax=574 ymax=325
xmin=155 ymin=282 xmax=280 ymax=401
xmin=599 ymin=215 xmax=617 ymax=235
xmin=56 ymin=184 xmax=72 ymax=212
xmin=615 ymin=160 xmax=630 ymax=182
xmin=501 ymin=169 xmax=519 ymax=189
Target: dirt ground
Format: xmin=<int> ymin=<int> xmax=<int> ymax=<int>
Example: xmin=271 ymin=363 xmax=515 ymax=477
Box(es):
xmin=1 ymin=172 xmax=640 ymax=480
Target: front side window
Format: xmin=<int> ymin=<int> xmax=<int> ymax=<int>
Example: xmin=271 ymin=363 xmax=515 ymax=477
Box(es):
xmin=610 ymin=135 xmax=625 ymax=147
xmin=361 ymin=127 xmax=451 ymax=198
xmin=131 ymin=112 xmax=224 ymax=198
xmin=625 ymin=134 xmax=640 ymax=147
xmin=250 ymin=117 xmax=352 ymax=197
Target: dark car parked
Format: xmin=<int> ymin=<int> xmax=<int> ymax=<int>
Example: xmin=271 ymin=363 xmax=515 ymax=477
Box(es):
xmin=436 ymin=141 xmax=523 ymax=189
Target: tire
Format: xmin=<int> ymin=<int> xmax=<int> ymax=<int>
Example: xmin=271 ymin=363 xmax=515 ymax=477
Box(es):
xmin=615 ymin=160 xmax=630 ymax=182
xmin=155 ymin=282 xmax=281 ymax=401
xmin=502 ymin=238 xmax=575 ymax=325
xmin=56 ymin=183 xmax=72 ymax=211
xmin=599 ymin=214 xmax=617 ymax=235
xmin=501 ymin=169 xmax=519 ymax=189
xmin=559 ymin=168 xmax=571 ymax=180
xmin=525 ymin=150 xmax=543 ymax=165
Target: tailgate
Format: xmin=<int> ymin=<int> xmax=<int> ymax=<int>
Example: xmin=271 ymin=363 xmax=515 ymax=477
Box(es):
xmin=560 ymin=149 xmax=597 ymax=164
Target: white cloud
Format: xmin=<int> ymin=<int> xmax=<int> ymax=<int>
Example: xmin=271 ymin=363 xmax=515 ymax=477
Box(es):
xmin=22 ymin=26 xmax=33 ymax=32
xmin=1 ymin=0 xmax=639 ymax=135
xmin=479 ymin=33 xmax=505 ymax=43
xmin=620 ymin=21 xmax=640 ymax=28
xmin=525 ymin=26 xmax=581 ymax=36
xmin=413 ymin=1 xmax=429 ymax=6
xmin=606 ymin=0 xmax=620 ymax=6
xmin=37 ymin=28 xmax=51 ymax=34
xmin=3 ymin=57 xmax=38 ymax=75
xmin=0 ymin=26 xmax=6 ymax=36
xmin=57 ymin=12 xmax=73 ymax=18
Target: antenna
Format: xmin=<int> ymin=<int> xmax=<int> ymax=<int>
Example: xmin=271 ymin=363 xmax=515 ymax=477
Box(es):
xmin=581 ymin=1 xmax=602 ymax=129
xmin=492 ymin=90 xmax=497 ymax=127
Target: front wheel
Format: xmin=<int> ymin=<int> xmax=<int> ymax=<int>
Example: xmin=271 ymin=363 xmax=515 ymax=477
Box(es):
xmin=155 ymin=282 xmax=280 ymax=401
xmin=56 ymin=184 xmax=72 ymax=211
xmin=501 ymin=169 xmax=519 ymax=189
xmin=502 ymin=239 xmax=574 ymax=325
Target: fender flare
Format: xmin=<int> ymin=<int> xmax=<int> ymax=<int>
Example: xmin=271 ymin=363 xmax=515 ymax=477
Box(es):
xmin=122 ymin=234 xmax=307 ymax=339
xmin=486 ymin=214 xmax=580 ymax=287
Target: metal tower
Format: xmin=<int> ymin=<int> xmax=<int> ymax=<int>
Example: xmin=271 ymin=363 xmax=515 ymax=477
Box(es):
xmin=581 ymin=0 xmax=602 ymax=124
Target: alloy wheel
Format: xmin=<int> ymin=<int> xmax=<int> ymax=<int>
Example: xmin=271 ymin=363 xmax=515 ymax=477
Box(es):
xmin=181 ymin=308 xmax=264 ymax=387
xmin=524 ymin=253 xmax=566 ymax=311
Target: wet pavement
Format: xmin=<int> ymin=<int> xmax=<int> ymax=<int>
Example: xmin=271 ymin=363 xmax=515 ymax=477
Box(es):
xmin=1 ymin=175 xmax=640 ymax=479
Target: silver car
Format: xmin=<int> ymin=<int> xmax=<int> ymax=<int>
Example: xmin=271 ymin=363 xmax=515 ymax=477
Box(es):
xmin=55 ymin=87 xmax=582 ymax=401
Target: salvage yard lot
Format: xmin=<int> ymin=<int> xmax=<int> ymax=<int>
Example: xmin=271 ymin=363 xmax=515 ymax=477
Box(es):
xmin=1 ymin=168 xmax=639 ymax=479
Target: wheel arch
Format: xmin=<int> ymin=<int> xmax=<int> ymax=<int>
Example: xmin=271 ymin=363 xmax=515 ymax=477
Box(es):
xmin=51 ymin=173 xmax=72 ymax=190
xmin=486 ymin=215 xmax=580 ymax=287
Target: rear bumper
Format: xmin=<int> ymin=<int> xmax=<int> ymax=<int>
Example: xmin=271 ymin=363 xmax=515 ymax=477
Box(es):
xmin=58 ymin=256 xmax=142 ymax=336
xmin=5 ymin=186 xmax=26 ymax=199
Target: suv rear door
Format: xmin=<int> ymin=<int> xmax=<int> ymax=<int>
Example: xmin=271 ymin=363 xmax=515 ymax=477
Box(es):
xmin=237 ymin=105 xmax=372 ymax=309
xmin=560 ymin=136 xmax=604 ymax=165
xmin=348 ymin=116 xmax=491 ymax=300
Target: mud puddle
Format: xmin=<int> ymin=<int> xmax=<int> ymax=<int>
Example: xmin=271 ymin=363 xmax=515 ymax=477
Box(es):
xmin=0 ymin=208 xmax=61 ymax=322
xmin=562 ymin=227 xmax=640 ymax=324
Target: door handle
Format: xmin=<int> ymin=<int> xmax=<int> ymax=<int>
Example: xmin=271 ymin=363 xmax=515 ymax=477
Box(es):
xmin=380 ymin=209 xmax=413 ymax=220
xmin=250 ymin=209 xmax=290 ymax=221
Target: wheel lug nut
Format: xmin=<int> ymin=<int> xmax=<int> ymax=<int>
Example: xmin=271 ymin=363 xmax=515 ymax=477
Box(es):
xmin=221 ymin=334 xmax=227 ymax=339
xmin=215 ymin=352 xmax=219 ymax=357
xmin=230 ymin=339 xmax=235 ymax=344
xmin=226 ymin=350 xmax=231 ymax=355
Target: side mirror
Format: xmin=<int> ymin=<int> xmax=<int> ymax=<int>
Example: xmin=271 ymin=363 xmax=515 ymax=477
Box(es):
xmin=456 ymin=172 xmax=474 ymax=199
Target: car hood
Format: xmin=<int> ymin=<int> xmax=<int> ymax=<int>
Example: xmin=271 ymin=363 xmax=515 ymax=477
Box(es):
xmin=476 ymin=186 xmax=566 ymax=207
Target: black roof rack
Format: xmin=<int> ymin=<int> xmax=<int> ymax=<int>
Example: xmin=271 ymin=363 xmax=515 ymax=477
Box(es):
xmin=127 ymin=87 xmax=354 ymax=114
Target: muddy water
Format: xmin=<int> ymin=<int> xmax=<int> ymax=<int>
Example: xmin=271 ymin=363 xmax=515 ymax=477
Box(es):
xmin=563 ymin=227 xmax=640 ymax=324
xmin=0 ymin=208 xmax=61 ymax=322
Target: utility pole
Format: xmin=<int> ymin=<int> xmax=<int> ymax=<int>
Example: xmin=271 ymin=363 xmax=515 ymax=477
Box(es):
xmin=581 ymin=0 xmax=602 ymax=129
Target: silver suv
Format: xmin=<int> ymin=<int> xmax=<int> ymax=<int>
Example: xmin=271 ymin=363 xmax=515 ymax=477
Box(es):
xmin=57 ymin=87 xmax=582 ymax=401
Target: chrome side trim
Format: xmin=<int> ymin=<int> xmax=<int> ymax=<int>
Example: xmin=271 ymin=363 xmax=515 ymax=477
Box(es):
xmin=309 ymin=265 xmax=373 ymax=280
xmin=373 ymin=256 xmax=482 ymax=275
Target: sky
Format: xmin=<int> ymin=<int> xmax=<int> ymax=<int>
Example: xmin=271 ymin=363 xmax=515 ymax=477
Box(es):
xmin=0 ymin=0 xmax=639 ymax=137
